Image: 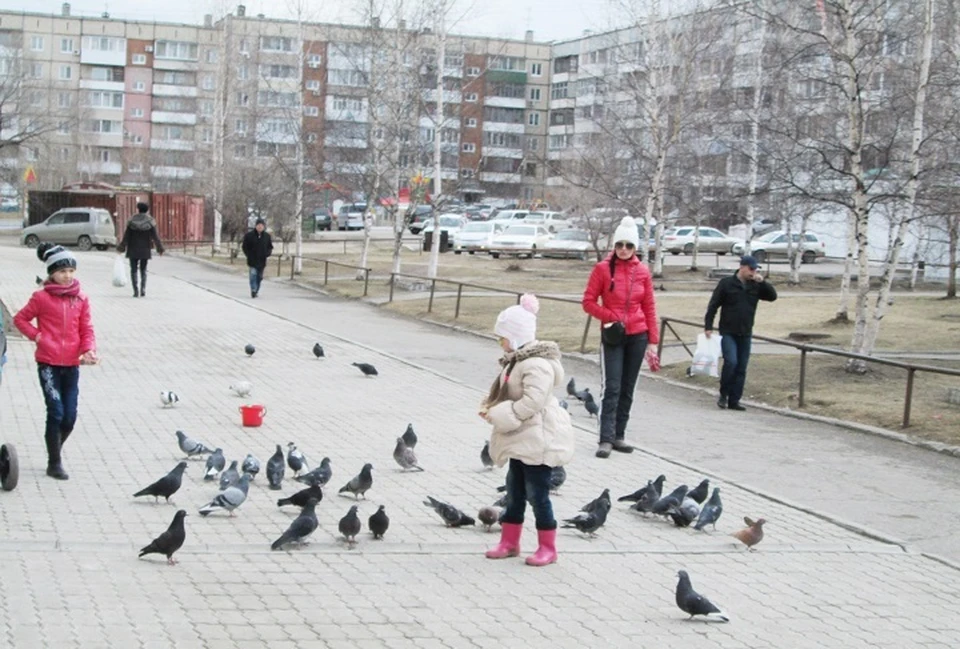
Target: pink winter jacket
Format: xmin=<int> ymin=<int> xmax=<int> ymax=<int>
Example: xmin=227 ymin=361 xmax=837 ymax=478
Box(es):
xmin=14 ymin=284 xmax=96 ymax=367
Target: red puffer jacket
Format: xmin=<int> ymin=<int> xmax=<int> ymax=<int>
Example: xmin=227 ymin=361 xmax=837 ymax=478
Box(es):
xmin=14 ymin=283 xmax=96 ymax=367
xmin=582 ymin=253 xmax=659 ymax=344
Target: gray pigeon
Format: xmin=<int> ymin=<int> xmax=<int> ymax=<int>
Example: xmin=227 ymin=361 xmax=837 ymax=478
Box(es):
xmin=618 ymin=475 xmax=666 ymax=502
xmin=651 ymin=485 xmax=689 ymax=517
xmin=401 ymin=423 xmax=417 ymax=449
xmin=492 ymin=493 xmax=508 ymax=508
xmin=562 ymin=500 xmax=610 ymax=537
xmin=548 ymin=466 xmax=567 ymax=493
xmin=480 ymin=441 xmax=494 ymax=470
xmin=583 ymin=394 xmax=599 ymax=417
xmin=558 ymin=399 xmax=569 ymax=411
xmin=676 ymin=570 xmax=729 ymax=622
xmin=581 ymin=488 xmax=611 ymax=514
xmin=352 ymin=362 xmax=378 ymax=377
xmin=266 ymin=445 xmax=285 ymax=490
xmin=478 ymin=506 xmax=500 ymax=531
xmin=338 ymin=463 xmax=373 ymax=499
xmin=271 ymin=498 xmax=319 ymax=550
xmin=423 ymin=496 xmax=475 ymax=527
xmin=312 ymin=343 xmax=325 ymax=359
xmin=566 ymin=377 xmax=578 ymax=398
xmin=133 ymin=461 xmax=187 ymax=503
xmin=694 ymin=487 xmax=723 ymax=531
xmin=628 ymin=484 xmax=662 ymax=515
xmin=295 ymin=457 xmax=332 ymax=486
xmin=667 ymin=497 xmax=701 ymax=527
xmin=244 ymin=343 xmax=255 ymax=356
xmin=219 ymin=460 xmax=240 ymax=491
xmin=241 ymin=454 xmax=260 ymax=479
xmin=176 ymin=430 xmax=212 ymax=459
xmin=277 ymin=484 xmax=324 ymax=508
xmin=198 ymin=474 xmax=251 ymax=517
xmin=286 ymin=442 xmax=309 ymax=476
xmin=203 ymin=448 xmax=225 ymax=481
xmin=393 ymin=438 xmax=424 ymax=472
xmin=139 ymin=510 xmax=187 ymax=565
xmin=339 ymin=505 xmax=362 ymax=543
xmin=368 ymin=505 xmax=389 ymax=539
xmin=687 ymin=479 xmax=710 ymax=505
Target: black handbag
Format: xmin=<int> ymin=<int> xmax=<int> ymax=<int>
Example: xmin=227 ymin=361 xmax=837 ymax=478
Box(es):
xmin=601 ymin=321 xmax=626 ymax=346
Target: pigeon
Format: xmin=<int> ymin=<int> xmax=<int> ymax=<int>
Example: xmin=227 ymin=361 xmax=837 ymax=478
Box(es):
xmin=583 ymin=394 xmax=599 ymax=417
xmin=198 ymin=474 xmax=251 ymax=517
xmin=339 ymin=504 xmax=362 ymax=543
xmin=581 ymin=488 xmax=612 ymax=514
xmin=218 ymin=460 xmax=241 ymax=491
xmin=277 ymin=484 xmax=324 ymax=508
xmin=548 ymin=466 xmax=567 ymax=493
xmin=241 ymin=454 xmax=260 ymax=479
xmin=562 ymin=500 xmax=610 ymax=537
xmin=352 ymin=362 xmax=378 ymax=377
xmin=676 ymin=570 xmax=729 ymax=622
xmin=480 ymin=441 xmax=494 ymax=470
xmin=566 ymin=377 xmax=578 ymax=398
xmin=295 ymin=457 xmax=332 ymax=487
xmin=312 ymin=343 xmax=325 ymax=359
xmin=401 ymin=423 xmax=418 ymax=449
xmin=368 ymin=505 xmax=390 ymax=539
xmin=574 ymin=386 xmax=591 ymax=402
xmin=732 ymin=516 xmax=766 ymax=549
xmin=176 ymin=430 xmax=213 ymax=459
xmin=559 ymin=399 xmax=569 ymax=410
xmin=618 ymin=475 xmax=666 ymax=503
xmin=286 ymin=442 xmax=309 ymax=476
xmin=271 ymin=498 xmax=319 ymax=550
xmin=133 ymin=461 xmax=188 ymax=503
xmin=266 ymin=444 xmax=285 ymax=490
xmin=477 ymin=506 xmax=500 ymax=531
xmin=393 ymin=437 xmax=424 ymax=472
xmin=160 ymin=391 xmax=180 ymax=408
xmin=229 ymin=381 xmax=252 ymax=397
xmin=203 ymin=448 xmax=225 ymax=481
xmin=492 ymin=493 xmax=508 ymax=508
xmin=138 ymin=510 xmax=187 ymax=565
xmin=244 ymin=343 xmax=255 ymax=356
xmin=423 ymin=496 xmax=476 ymax=527
xmin=667 ymin=497 xmax=701 ymax=527
xmin=651 ymin=474 xmax=666 ymax=497
xmin=687 ymin=479 xmax=710 ymax=505
xmin=338 ymin=463 xmax=373 ymax=499
xmin=694 ymin=487 xmax=723 ymax=531
xmin=651 ymin=485 xmax=689 ymax=517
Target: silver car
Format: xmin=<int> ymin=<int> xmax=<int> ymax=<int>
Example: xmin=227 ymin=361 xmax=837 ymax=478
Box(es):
xmin=750 ymin=231 xmax=826 ymax=264
xmin=453 ymin=221 xmax=505 ymax=254
xmin=662 ymin=226 xmax=744 ymax=255
xmin=22 ymin=207 xmax=117 ymax=251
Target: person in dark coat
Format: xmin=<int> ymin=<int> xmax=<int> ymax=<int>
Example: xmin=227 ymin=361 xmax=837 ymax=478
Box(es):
xmin=241 ymin=218 xmax=273 ymax=298
xmin=117 ymin=202 xmax=164 ymax=298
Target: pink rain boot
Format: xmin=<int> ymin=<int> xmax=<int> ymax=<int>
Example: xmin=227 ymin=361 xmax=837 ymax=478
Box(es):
xmin=485 ymin=522 xmax=522 ymax=559
xmin=525 ymin=529 xmax=557 ymax=567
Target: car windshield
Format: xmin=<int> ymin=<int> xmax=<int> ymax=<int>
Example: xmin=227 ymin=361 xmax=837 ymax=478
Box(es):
xmin=755 ymin=231 xmax=782 ymax=242
xmin=503 ymin=226 xmax=536 ymax=236
xmin=525 ymin=213 xmax=545 ymax=221
xmin=556 ymin=230 xmax=588 ymax=241
xmin=463 ymin=223 xmax=492 ymax=232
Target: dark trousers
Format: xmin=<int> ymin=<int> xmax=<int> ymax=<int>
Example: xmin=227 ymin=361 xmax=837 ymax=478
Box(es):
xmin=129 ymin=258 xmax=148 ymax=291
xmin=248 ymin=266 xmax=265 ymax=292
xmin=501 ymin=458 xmax=556 ymax=530
xmin=598 ymin=332 xmax=648 ymax=443
xmin=37 ymin=364 xmax=80 ymax=466
xmin=720 ymin=333 xmax=752 ymax=405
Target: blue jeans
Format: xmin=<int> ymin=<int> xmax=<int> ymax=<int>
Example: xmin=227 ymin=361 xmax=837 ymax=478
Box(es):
xmin=248 ymin=266 xmax=265 ymax=293
xmin=720 ymin=333 xmax=752 ymax=405
xmin=501 ymin=459 xmax=556 ymax=530
xmin=37 ymin=364 xmax=80 ymax=465
xmin=599 ymin=332 xmax=648 ymax=443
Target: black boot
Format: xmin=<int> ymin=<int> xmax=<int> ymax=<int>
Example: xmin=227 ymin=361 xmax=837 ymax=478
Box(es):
xmin=140 ymin=276 xmax=146 ymax=297
xmin=131 ymin=269 xmax=139 ymax=297
xmin=44 ymin=434 xmax=69 ymax=480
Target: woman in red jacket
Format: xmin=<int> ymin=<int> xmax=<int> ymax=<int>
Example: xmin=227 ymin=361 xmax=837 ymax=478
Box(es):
xmin=581 ymin=216 xmax=659 ymax=459
xmin=14 ymin=243 xmax=98 ymax=480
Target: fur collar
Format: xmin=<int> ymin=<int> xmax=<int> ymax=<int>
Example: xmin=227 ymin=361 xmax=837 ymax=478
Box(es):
xmin=498 ymin=340 xmax=561 ymax=366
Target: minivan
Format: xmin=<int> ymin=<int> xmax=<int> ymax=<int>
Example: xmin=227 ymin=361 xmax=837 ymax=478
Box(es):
xmin=337 ymin=203 xmax=367 ymax=231
xmin=21 ymin=207 xmax=117 ymax=251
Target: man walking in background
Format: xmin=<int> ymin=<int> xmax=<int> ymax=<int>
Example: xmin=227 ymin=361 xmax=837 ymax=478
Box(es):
xmin=242 ymin=218 xmax=273 ymax=298
xmin=704 ymin=255 xmax=777 ymax=411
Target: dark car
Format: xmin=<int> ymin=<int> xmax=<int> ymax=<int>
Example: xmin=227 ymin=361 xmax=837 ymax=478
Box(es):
xmin=313 ymin=208 xmax=333 ymax=231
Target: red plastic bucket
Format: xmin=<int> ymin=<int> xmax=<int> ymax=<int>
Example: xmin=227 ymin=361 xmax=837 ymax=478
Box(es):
xmin=239 ymin=405 xmax=267 ymax=427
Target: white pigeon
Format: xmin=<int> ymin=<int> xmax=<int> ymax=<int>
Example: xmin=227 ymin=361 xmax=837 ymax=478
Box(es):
xmin=229 ymin=382 xmax=253 ymax=397
xmin=160 ymin=391 xmax=180 ymax=408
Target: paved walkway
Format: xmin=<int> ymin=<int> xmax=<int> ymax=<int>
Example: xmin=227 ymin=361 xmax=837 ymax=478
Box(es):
xmin=0 ymin=241 xmax=958 ymax=648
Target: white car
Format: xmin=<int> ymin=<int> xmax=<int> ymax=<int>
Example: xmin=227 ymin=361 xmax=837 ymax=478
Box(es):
xmin=490 ymin=224 xmax=553 ymax=259
xmin=490 ymin=209 xmax=529 ymax=224
xmin=523 ymin=211 xmax=571 ymax=234
xmin=422 ymin=214 xmax=469 ymax=239
xmin=541 ymin=229 xmax=592 ymax=260
xmin=453 ymin=221 xmax=506 ymax=254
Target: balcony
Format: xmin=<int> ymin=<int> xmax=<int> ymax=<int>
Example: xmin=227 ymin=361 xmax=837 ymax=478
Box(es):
xmin=80 ymin=80 xmax=125 ymax=93
xmin=482 ymin=122 xmax=524 ymax=134
xmin=151 ymin=166 xmax=195 ymax=179
xmin=322 ymin=162 xmax=368 ymax=174
xmin=480 ymin=171 xmax=521 ymax=184
xmin=421 ymin=89 xmax=463 ymax=104
xmin=483 ymin=96 xmax=525 ymax=109
xmin=151 ymin=111 xmax=198 ymax=125
xmin=150 ymin=139 xmax=196 ymax=151
xmin=548 ymin=97 xmax=575 ymax=110
xmin=546 ymin=176 xmax=566 ymax=187
xmin=83 ymin=133 xmax=123 ymax=147
xmin=78 ymin=161 xmax=123 ymax=175
xmin=153 ymin=59 xmax=199 ymax=72
xmin=483 ymin=147 xmax=523 ymax=159
xmin=80 ymin=49 xmax=126 ymax=68
xmin=153 ymin=84 xmax=198 ymax=98
xmin=324 ymin=136 xmax=368 ymax=149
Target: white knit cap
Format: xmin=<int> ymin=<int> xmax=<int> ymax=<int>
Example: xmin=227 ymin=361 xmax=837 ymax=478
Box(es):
xmin=612 ymin=216 xmax=640 ymax=248
xmin=494 ymin=293 xmax=539 ymax=350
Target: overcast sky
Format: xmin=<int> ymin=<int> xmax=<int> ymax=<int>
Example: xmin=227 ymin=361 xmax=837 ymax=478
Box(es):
xmin=0 ymin=0 xmax=647 ymax=42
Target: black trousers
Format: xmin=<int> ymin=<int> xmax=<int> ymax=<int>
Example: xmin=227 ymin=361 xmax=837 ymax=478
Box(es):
xmin=129 ymin=258 xmax=148 ymax=289
xmin=598 ymin=332 xmax=648 ymax=443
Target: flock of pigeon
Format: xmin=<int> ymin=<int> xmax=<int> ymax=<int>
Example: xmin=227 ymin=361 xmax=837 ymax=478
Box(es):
xmin=139 ymin=342 xmax=766 ymax=623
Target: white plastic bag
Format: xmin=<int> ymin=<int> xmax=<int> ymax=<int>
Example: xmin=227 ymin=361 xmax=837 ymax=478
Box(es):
xmin=112 ymin=255 xmax=127 ymax=288
xmin=690 ymin=333 xmax=722 ymax=378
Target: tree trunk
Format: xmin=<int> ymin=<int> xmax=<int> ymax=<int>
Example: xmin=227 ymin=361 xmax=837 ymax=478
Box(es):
xmin=743 ymin=3 xmax=767 ymax=255
xmin=835 ymin=211 xmax=856 ymax=321
xmin=908 ymin=220 xmax=925 ymax=289
xmin=948 ymin=215 xmax=959 ymax=299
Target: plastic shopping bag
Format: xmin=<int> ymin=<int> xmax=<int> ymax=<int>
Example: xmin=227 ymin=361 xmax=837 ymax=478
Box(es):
xmin=112 ymin=255 xmax=127 ymax=288
xmin=690 ymin=333 xmax=722 ymax=378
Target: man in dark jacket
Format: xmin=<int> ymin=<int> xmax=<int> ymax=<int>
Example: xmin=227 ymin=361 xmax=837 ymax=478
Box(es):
xmin=117 ymin=202 xmax=164 ymax=298
xmin=241 ymin=218 xmax=273 ymax=298
xmin=704 ymin=255 xmax=777 ymax=411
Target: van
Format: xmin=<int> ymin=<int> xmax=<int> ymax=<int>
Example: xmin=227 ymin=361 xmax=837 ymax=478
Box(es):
xmin=21 ymin=207 xmax=117 ymax=251
xmin=337 ymin=203 xmax=367 ymax=231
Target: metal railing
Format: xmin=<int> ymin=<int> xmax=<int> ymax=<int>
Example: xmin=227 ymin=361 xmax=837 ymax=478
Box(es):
xmin=285 ymin=255 xmax=372 ymax=296
xmin=656 ymin=316 xmax=960 ymax=428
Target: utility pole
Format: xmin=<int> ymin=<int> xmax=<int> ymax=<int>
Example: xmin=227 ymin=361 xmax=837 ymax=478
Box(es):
xmin=212 ymin=12 xmax=230 ymax=253
xmin=426 ymin=0 xmax=446 ymax=279
xmin=294 ymin=7 xmax=305 ymax=274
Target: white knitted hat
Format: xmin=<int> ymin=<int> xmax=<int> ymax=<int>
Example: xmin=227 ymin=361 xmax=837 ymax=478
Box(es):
xmin=612 ymin=216 xmax=640 ymax=248
xmin=494 ymin=293 xmax=540 ymax=350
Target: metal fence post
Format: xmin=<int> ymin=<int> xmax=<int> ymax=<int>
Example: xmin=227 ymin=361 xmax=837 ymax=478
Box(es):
xmin=277 ymin=254 xmax=282 ymax=276
xmin=454 ymin=283 xmax=463 ymax=319
xmin=798 ymin=348 xmax=807 ymax=408
xmin=389 ymin=273 xmax=395 ymax=303
xmin=580 ymin=315 xmax=592 ymax=354
xmin=363 ymin=268 xmax=370 ymax=297
xmin=657 ymin=319 xmax=667 ymax=358
xmin=903 ymin=367 xmax=916 ymax=428
xmin=290 ymin=256 xmax=296 ymax=280
xmin=323 ymin=260 xmax=329 ymax=285
xmin=428 ymin=279 xmax=436 ymax=313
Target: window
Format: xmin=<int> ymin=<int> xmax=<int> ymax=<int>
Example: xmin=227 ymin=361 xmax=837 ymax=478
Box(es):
xmin=159 ymin=125 xmax=188 ymax=140
xmin=132 ymin=108 xmax=144 ymax=117
xmin=489 ymin=55 xmax=522 ymax=71
xmin=89 ymin=67 xmax=124 ymax=82
xmin=260 ymin=36 xmax=293 ymax=52
xmin=258 ymin=91 xmax=297 ymax=107
xmin=549 ymin=134 xmax=570 ymax=149
xmin=444 ymin=53 xmax=463 ymax=68
xmin=132 ymin=54 xmax=147 ymax=65
xmin=466 ymin=117 xmax=477 ymax=128
xmin=332 ymin=96 xmax=364 ymax=111
xmin=157 ymin=71 xmax=194 ymax=86
xmin=261 ymin=64 xmax=297 ymax=79
xmin=87 ymin=91 xmax=124 ymax=108
xmin=488 ymin=82 xmax=525 ymax=99
xmin=57 ymin=122 xmax=70 ymax=135
xmin=202 ymin=127 xmax=213 ymax=143
xmin=465 ymin=93 xmax=478 ymax=102
xmin=128 ymin=163 xmax=143 ymax=173
xmin=87 ymin=119 xmax=122 ymax=133
xmin=234 ymin=144 xmax=247 ymax=158
xmin=130 ymin=134 xmax=144 ymax=144
xmin=550 ymin=82 xmax=568 ymax=100
xmin=553 ymin=55 xmax=578 ymax=74
xmin=307 ymin=133 xmax=318 ymax=143
xmin=461 ymin=168 xmax=474 ymax=178
xmin=97 ymin=149 xmax=111 ymax=163
xmin=462 ymin=142 xmax=476 ymax=153
xmin=235 ymin=92 xmax=249 ymax=106
xmin=257 ymin=142 xmax=296 ymax=158
xmin=199 ymin=100 xmax=214 ymax=115
xmin=327 ymin=69 xmax=366 ymax=86
xmin=205 ymin=49 xmax=217 ymax=64
xmin=86 ymin=36 xmax=121 ymax=52
xmin=31 ymin=36 xmax=44 ymax=51
xmin=239 ymin=39 xmax=249 ymax=53
xmin=28 ymin=90 xmax=43 ymax=106
xmin=58 ymin=92 xmax=72 ymax=108
xmin=133 ymin=81 xmax=145 ymax=91
xmin=304 ymin=106 xmax=319 ymax=117
xmin=527 ymin=137 xmax=538 ymax=150
xmin=155 ymin=40 xmax=198 ymax=60
xmin=528 ymin=113 xmax=540 ymax=126
xmin=483 ymin=106 xmax=524 ymax=123
xmin=524 ymin=162 xmax=537 ymax=177
xmin=237 ymin=65 xmax=249 ymax=80
xmin=235 ymin=119 xmax=248 ymax=135
xmin=529 ymin=87 xmax=541 ymax=101
xmin=30 ymin=63 xmax=43 ymax=79
xmin=59 ymin=147 xmax=70 ymax=162
xmin=60 ymin=38 xmax=74 ymax=53
xmin=201 ymin=75 xmax=215 ymax=90
xmin=306 ymin=80 xmax=321 ymax=91
xmin=466 ymin=66 xmax=480 ymax=76
xmin=484 ymin=132 xmax=521 ymax=148
xmin=307 ymin=53 xmax=322 ymax=67
xmin=530 ymin=62 xmax=542 ymax=76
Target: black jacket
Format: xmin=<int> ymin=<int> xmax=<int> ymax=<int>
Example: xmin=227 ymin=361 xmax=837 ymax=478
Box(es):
xmin=118 ymin=214 xmax=164 ymax=260
xmin=704 ymin=273 xmax=777 ymax=336
xmin=242 ymin=229 xmax=273 ymax=268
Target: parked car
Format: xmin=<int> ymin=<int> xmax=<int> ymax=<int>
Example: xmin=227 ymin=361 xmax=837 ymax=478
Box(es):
xmin=489 ymin=224 xmax=553 ymax=259
xmin=662 ymin=226 xmax=745 ymax=255
xmin=337 ymin=203 xmax=367 ymax=231
xmin=312 ymin=208 xmax=333 ymax=231
xmin=21 ymin=207 xmax=117 ymax=251
xmin=541 ymin=228 xmax=592 ymax=260
xmin=490 ymin=209 xmax=529 ymax=224
xmin=523 ymin=211 xmax=571 ymax=233
xmin=420 ymin=214 xmax=469 ymax=240
xmin=750 ymin=231 xmax=826 ymax=264
xmin=406 ymin=205 xmax=433 ymax=231
xmin=453 ymin=221 xmax=506 ymax=254
xmin=751 ymin=217 xmax=780 ymax=238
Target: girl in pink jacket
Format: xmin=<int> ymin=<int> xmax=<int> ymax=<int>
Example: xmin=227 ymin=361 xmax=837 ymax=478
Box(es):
xmin=14 ymin=243 xmax=98 ymax=480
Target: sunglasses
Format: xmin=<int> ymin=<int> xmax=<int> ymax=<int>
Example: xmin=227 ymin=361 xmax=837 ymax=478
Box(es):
xmin=615 ymin=242 xmax=636 ymax=250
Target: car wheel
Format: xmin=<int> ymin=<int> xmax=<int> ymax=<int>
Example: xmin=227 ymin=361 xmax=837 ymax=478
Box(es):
xmin=491 ymin=253 xmax=500 ymax=259
xmin=670 ymin=250 xmax=679 ymax=256
xmin=95 ymin=244 xmax=108 ymax=251
xmin=801 ymin=250 xmax=817 ymax=264
xmin=683 ymin=243 xmax=694 ymax=255
xmin=717 ymin=251 xmax=727 ymax=256
xmin=468 ymin=251 xmax=475 ymax=255
xmin=454 ymin=250 xmax=462 ymax=255
xmin=24 ymin=234 xmax=40 ymax=247
xmin=77 ymin=236 xmax=93 ymax=251
xmin=730 ymin=243 xmax=741 ymax=255
xmin=0 ymin=443 xmax=19 ymax=492
xmin=753 ymin=250 xmax=766 ymax=264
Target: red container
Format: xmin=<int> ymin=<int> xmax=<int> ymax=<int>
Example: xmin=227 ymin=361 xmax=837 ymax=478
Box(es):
xmin=239 ymin=405 xmax=267 ymax=427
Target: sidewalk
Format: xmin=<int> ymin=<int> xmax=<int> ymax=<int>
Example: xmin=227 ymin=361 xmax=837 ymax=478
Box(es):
xmin=0 ymin=241 xmax=958 ymax=648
